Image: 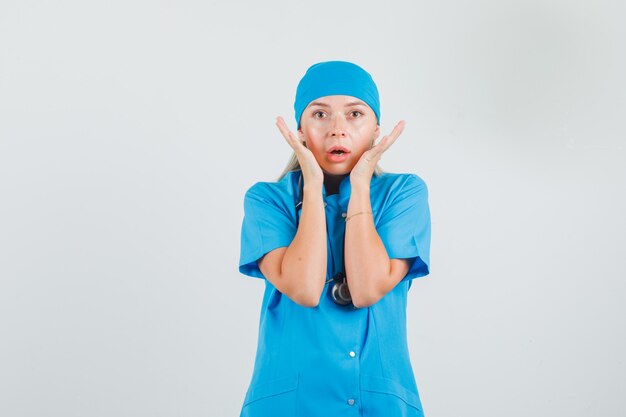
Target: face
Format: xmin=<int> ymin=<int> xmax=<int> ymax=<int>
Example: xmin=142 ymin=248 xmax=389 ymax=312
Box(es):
xmin=297 ymin=95 xmax=380 ymax=175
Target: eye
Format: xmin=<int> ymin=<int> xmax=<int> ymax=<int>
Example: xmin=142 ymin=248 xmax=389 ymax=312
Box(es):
xmin=313 ymin=111 xmax=326 ymax=119
xmin=351 ymin=111 xmax=363 ymax=118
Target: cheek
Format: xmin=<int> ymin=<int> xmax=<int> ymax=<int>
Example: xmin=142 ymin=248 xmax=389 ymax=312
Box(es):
xmin=301 ymin=131 xmax=324 ymax=150
xmin=308 ymin=126 xmax=327 ymax=139
xmin=302 ymin=125 xmax=322 ymax=139
xmin=306 ymin=142 xmax=325 ymax=157
xmin=354 ymin=123 xmax=375 ymax=137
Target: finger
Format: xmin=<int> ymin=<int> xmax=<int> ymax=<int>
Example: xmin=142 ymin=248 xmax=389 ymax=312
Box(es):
xmin=372 ymin=120 xmax=406 ymax=155
xmin=275 ymin=116 xmax=302 ymax=151
xmin=384 ymin=120 xmax=405 ymax=145
xmin=275 ymin=116 xmax=292 ymax=141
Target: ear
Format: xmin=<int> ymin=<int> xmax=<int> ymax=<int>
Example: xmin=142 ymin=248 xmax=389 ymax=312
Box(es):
xmin=373 ymin=124 xmax=380 ymax=140
xmin=297 ymin=129 xmax=306 ymax=144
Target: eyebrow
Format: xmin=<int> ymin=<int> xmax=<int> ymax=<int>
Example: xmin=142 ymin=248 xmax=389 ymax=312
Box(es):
xmin=308 ymin=100 xmax=367 ymax=108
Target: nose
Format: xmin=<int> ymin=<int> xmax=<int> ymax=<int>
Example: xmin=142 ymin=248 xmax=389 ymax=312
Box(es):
xmin=330 ymin=115 xmax=347 ymax=137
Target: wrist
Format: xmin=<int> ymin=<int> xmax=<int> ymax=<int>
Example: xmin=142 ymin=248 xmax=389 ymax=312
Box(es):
xmin=345 ymin=211 xmax=372 ymax=222
xmin=350 ymin=179 xmax=370 ymax=192
xmin=303 ymin=183 xmax=324 ymax=195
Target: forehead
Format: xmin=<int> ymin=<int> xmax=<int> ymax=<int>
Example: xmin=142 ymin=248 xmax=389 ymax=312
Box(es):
xmin=306 ymin=95 xmax=368 ymax=109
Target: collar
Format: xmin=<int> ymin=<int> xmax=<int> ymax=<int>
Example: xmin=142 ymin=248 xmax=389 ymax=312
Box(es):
xmin=294 ymin=170 xmax=380 ymax=207
xmin=321 ymin=174 xmax=352 ymax=201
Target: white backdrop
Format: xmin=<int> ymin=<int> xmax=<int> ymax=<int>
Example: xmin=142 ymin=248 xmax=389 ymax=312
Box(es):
xmin=1 ymin=1 xmax=624 ymax=416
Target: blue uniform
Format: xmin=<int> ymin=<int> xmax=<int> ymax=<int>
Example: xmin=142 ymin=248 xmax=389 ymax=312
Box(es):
xmin=238 ymin=170 xmax=431 ymax=416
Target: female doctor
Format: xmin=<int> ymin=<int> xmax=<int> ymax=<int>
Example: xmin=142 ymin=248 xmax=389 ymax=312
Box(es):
xmin=238 ymin=61 xmax=431 ymax=416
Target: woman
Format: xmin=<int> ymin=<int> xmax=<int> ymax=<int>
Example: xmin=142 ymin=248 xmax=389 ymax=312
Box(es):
xmin=238 ymin=60 xmax=431 ymax=416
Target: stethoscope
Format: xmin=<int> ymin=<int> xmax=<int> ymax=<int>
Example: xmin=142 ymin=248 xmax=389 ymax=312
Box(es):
xmin=295 ymin=172 xmax=354 ymax=307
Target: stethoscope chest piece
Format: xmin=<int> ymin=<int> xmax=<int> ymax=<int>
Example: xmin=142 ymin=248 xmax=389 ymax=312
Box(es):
xmin=329 ymin=272 xmax=353 ymax=306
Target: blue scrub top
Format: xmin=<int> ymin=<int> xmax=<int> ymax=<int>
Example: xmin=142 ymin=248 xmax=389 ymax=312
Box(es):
xmin=238 ymin=170 xmax=431 ymax=417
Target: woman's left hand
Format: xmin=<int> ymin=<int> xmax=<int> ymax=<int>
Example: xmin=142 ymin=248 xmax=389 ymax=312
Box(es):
xmin=350 ymin=120 xmax=406 ymax=186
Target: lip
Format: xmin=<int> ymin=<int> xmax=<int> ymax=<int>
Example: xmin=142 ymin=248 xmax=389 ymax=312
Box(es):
xmin=327 ymin=146 xmax=351 ymax=154
xmin=326 ymin=146 xmax=350 ymax=162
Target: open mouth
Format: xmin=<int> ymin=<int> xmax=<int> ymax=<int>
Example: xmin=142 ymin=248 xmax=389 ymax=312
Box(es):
xmin=327 ymin=147 xmax=350 ymax=162
xmin=328 ymin=146 xmax=350 ymax=155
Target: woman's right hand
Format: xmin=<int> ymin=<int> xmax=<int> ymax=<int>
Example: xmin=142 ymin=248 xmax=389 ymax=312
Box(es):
xmin=276 ymin=116 xmax=324 ymax=186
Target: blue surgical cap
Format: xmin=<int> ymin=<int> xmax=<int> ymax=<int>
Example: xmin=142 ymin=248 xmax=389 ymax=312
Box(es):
xmin=294 ymin=61 xmax=380 ymax=130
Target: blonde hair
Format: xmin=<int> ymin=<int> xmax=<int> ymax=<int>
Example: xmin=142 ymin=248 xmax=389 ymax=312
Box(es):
xmin=276 ymin=138 xmax=384 ymax=182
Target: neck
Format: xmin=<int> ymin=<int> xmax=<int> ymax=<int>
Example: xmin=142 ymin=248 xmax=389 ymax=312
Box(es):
xmin=323 ymin=172 xmax=348 ymax=196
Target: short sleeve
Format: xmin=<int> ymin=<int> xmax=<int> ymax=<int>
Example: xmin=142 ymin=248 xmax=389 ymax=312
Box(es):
xmin=376 ymin=174 xmax=431 ymax=282
xmin=238 ymin=184 xmax=297 ymax=279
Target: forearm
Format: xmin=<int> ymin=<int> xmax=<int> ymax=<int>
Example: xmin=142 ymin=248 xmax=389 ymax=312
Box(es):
xmin=281 ymin=183 xmax=327 ymax=306
xmin=344 ymin=181 xmax=390 ymax=308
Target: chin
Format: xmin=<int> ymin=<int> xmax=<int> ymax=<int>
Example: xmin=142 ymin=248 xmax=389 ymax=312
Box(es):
xmin=323 ymin=167 xmax=351 ymax=176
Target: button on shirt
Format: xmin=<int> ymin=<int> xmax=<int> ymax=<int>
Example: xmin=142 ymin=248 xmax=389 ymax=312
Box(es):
xmin=238 ymin=171 xmax=431 ymax=417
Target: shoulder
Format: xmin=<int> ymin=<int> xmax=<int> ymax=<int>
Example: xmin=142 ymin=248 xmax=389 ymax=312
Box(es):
xmin=374 ymin=172 xmax=428 ymax=196
xmin=243 ymin=171 xmax=299 ymax=207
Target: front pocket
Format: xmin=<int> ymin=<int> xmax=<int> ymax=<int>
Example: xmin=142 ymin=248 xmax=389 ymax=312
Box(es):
xmin=241 ymin=373 xmax=299 ymax=417
xmin=360 ymin=374 xmax=423 ymax=416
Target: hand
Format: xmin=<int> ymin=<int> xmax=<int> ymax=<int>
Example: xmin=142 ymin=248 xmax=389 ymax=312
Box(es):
xmin=350 ymin=120 xmax=406 ymax=185
xmin=275 ymin=116 xmax=324 ymax=186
